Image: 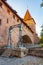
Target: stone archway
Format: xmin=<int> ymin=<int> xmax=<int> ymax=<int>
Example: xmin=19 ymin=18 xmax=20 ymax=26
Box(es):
xmin=22 ymin=35 xmax=32 ymax=44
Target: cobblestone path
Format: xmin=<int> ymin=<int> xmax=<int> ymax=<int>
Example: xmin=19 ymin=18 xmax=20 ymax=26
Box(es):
xmin=0 ymin=56 xmax=43 ymax=65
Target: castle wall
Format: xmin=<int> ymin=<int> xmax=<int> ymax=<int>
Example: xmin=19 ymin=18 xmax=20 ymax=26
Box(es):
xmin=0 ymin=1 xmax=39 ymax=47
xmin=0 ymin=4 xmax=20 ymax=47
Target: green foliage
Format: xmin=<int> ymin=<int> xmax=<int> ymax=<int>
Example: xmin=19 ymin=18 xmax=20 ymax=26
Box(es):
xmin=40 ymin=1 xmax=43 ymax=44
xmin=40 ymin=0 xmax=43 ymax=7
xmin=40 ymin=36 xmax=43 ymax=43
xmin=40 ymin=25 xmax=43 ymax=43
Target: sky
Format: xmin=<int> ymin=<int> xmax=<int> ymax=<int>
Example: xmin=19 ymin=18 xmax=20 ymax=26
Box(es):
xmin=7 ymin=0 xmax=43 ymax=36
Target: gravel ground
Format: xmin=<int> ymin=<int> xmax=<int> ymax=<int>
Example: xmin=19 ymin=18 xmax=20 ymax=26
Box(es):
xmin=0 ymin=56 xmax=43 ymax=65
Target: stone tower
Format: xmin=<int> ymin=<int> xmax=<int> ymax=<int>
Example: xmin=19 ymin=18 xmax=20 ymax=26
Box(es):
xmin=23 ymin=9 xmax=39 ymax=44
xmin=24 ymin=9 xmax=36 ymax=33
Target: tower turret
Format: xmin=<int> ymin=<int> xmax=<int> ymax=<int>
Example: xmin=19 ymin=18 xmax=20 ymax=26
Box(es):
xmin=23 ymin=9 xmax=36 ymax=33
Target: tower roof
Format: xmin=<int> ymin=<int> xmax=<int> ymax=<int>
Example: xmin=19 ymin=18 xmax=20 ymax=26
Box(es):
xmin=24 ymin=9 xmax=32 ymax=21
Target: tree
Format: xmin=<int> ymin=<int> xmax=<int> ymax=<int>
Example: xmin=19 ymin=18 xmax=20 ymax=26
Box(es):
xmin=40 ymin=25 xmax=43 ymax=43
xmin=40 ymin=0 xmax=43 ymax=7
xmin=40 ymin=0 xmax=43 ymax=43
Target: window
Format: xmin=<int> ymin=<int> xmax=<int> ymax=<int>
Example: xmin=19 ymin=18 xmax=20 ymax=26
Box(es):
xmin=17 ymin=18 xmax=19 ymax=22
xmin=0 ymin=19 xmax=2 ymax=25
xmin=7 ymin=9 xmax=10 ymax=14
xmin=13 ymin=15 xmax=15 ymax=19
xmin=7 ymin=18 xmax=8 ymax=23
xmin=0 ymin=2 xmax=2 ymax=8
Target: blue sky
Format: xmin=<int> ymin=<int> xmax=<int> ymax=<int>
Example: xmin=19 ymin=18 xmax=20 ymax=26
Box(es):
xmin=7 ymin=0 xmax=43 ymax=36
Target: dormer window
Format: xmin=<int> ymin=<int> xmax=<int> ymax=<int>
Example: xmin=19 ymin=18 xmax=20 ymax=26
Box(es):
xmin=0 ymin=19 xmax=2 ymax=25
xmin=0 ymin=2 xmax=2 ymax=8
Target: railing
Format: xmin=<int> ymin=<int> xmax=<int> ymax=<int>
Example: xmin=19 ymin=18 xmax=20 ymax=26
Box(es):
xmin=22 ymin=43 xmax=41 ymax=49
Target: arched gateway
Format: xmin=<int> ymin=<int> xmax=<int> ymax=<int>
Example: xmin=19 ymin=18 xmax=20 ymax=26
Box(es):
xmin=22 ymin=35 xmax=32 ymax=43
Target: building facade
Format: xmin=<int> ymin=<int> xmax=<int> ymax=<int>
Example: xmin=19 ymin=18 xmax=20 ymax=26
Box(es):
xmin=0 ymin=0 xmax=39 ymax=47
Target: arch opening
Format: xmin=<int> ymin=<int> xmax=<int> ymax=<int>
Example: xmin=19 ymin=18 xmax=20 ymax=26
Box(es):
xmin=22 ymin=35 xmax=32 ymax=44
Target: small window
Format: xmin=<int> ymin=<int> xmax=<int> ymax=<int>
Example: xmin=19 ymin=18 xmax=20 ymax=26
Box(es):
xmin=0 ymin=2 xmax=2 ymax=8
xmin=17 ymin=18 xmax=19 ymax=22
xmin=0 ymin=19 xmax=2 ymax=25
xmin=7 ymin=9 xmax=10 ymax=14
xmin=13 ymin=15 xmax=15 ymax=19
xmin=7 ymin=19 xmax=8 ymax=23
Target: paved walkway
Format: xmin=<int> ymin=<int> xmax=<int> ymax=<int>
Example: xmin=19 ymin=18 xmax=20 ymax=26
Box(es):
xmin=0 ymin=56 xmax=43 ymax=65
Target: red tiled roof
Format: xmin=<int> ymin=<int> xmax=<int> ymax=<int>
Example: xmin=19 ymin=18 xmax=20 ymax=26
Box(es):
xmin=24 ymin=9 xmax=32 ymax=21
xmin=24 ymin=9 xmax=36 ymax=24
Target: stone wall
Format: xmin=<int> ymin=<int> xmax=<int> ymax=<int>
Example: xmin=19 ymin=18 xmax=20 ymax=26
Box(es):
xmin=0 ymin=0 xmax=39 ymax=47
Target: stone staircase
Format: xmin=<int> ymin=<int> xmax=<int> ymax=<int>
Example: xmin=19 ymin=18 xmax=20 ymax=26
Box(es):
xmin=1 ymin=48 xmax=12 ymax=57
xmin=0 ymin=48 xmax=5 ymax=55
xmin=28 ymin=47 xmax=43 ymax=57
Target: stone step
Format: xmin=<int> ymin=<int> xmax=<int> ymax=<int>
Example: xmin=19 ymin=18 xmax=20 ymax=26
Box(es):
xmin=0 ymin=48 xmax=5 ymax=55
xmin=1 ymin=48 xmax=12 ymax=57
